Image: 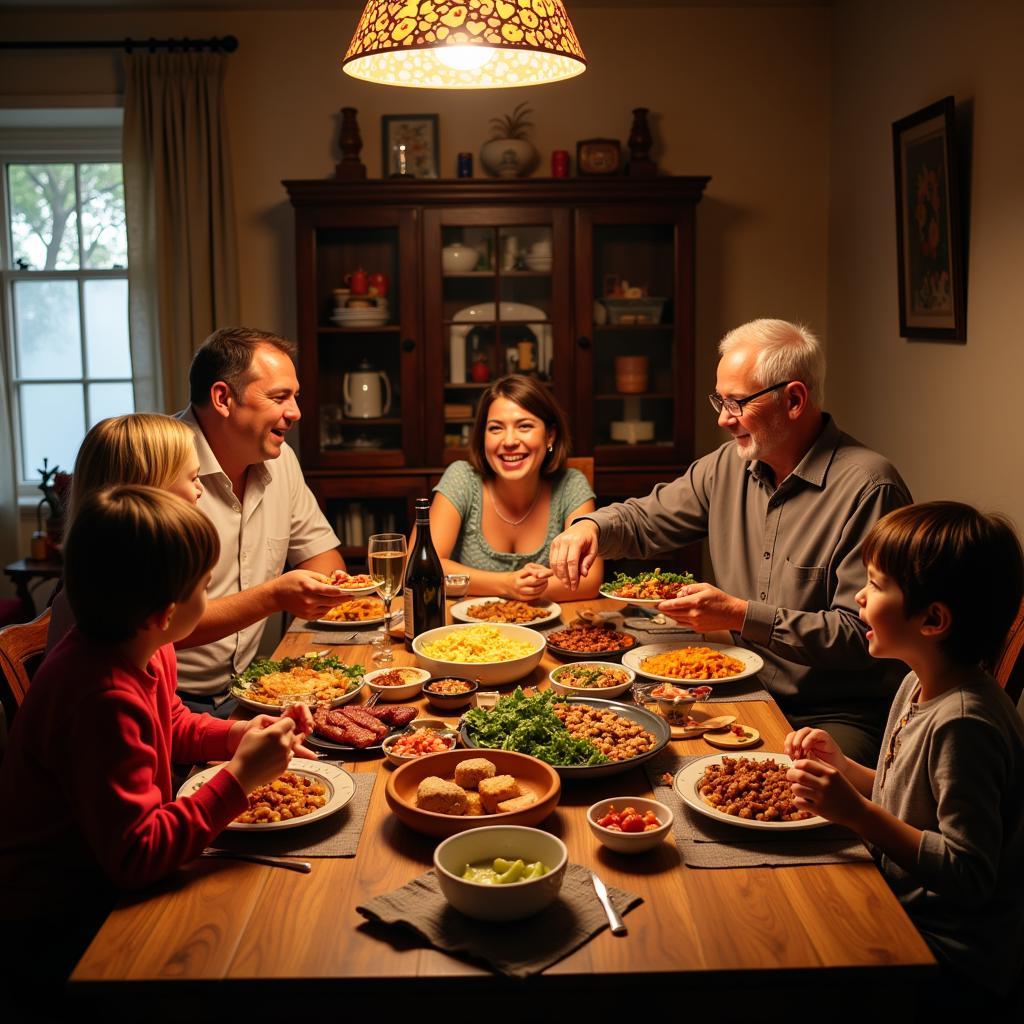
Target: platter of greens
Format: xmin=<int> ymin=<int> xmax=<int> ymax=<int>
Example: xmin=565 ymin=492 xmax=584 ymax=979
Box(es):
xmin=229 ymin=652 xmax=365 ymax=712
xmin=460 ymin=687 xmax=670 ymax=780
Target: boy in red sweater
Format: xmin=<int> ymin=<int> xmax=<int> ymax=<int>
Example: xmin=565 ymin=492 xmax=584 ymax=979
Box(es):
xmin=0 ymin=485 xmax=312 ymax=981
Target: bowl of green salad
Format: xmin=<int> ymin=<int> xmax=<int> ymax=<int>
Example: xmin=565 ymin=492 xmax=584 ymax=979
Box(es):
xmin=433 ymin=825 xmax=567 ymax=921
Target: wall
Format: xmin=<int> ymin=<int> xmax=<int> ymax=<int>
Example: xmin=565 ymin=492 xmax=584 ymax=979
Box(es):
xmin=827 ymin=0 xmax=1024 ymax=528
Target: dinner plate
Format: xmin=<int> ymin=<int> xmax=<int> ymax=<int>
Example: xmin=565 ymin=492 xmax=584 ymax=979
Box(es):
xmin=450 ymin=597 xmax=561 ymax=627
xmin=623 ymin=642 xmax=764 ymax=685
xmin=544 ymin=625 xmax=638 ymax=662
xmin=309 ymin=599 xmax=389 ymax=628
xmin=306 ymin=726 xmax=396 ymax=755
xmin=179 ymin=759 xmax=356 ymax=831
xmin=598 ymin=587 xmax=680 ymax=608
xmin=229 ymin=679 xmax=365 ymax=714
xmin=673 ymin=752 xmax=827 ymax=831
xmin=460 ymin=695 xmax=670 ymax=780
xmin=330 ymin=583 xmax=381 ymax=598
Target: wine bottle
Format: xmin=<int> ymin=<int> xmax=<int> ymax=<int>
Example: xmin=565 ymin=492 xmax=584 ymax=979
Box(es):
xmin=404 ymin=497 xmax=446 ymax=650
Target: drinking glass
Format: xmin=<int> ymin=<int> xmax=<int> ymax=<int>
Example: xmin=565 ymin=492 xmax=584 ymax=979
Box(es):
xmin=367 ymin=533 xmax=407 ymax=664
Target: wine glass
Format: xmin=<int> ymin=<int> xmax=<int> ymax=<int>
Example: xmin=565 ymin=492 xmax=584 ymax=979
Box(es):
xmin=367 ymin=533 xmax=407 ymax=664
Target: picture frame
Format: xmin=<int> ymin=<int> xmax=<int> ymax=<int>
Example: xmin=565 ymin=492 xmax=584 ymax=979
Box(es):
xmin=381 ymin=114 xmax=439 ymax=179
xmin=892 ymin=96 xmax=966 ymax=342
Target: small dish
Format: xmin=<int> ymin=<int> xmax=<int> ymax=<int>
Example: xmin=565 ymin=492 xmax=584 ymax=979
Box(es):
xmin=703 ymin=724 xmax=761 ymax=750
xmin=364 ymin=665 xmax=431 ymax=702
xmin=444 ymin=573 xmax=471 ymax=599
xmin=382 ymin=723 xmax=459 ymax=766
xmin=548 ymin=662 xmax=635 ymax=700
xmin=422 ymin=675 xmax=480 ymax=711
xmin=586 ymin=797 xmax=673 ymax=854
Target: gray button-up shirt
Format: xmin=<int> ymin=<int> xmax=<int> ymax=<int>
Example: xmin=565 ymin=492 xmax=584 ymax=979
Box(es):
xmin=586 ymin=416 xmax=911 ymax=714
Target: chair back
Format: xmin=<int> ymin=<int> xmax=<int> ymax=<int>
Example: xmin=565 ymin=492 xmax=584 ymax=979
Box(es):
xmin=0 ymin=608 xmax=51 ymax=724
xmin=994 ymin=597 xmax=1024 ymax=706
xmin=565 ymin=456 xmax=595 ymax=487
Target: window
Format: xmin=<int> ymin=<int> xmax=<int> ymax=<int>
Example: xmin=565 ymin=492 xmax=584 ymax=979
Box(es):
xmin=0 ymin=113 xmax=132 ymax=491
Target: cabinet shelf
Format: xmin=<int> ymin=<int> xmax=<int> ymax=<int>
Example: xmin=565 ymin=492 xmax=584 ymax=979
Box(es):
xmin=319 ymin=325 xmax=400 ymax=334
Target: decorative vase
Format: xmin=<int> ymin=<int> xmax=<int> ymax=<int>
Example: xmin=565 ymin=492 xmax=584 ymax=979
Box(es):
xmin=480 ymin=137 xmax=538 ymax=178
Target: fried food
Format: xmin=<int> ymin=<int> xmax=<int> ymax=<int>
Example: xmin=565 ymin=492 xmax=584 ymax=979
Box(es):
xmin=465 ymin=600 xmax=551 ymax=623
xmin=478 ymin=775 xmax=520 ymax=813
xmin=454 ymin=758 xmax=497 ymax=790
xmin=641 ymin=646 xmax=745 ymax=680
xmin=546 ymin=624 xmax=635 ymax=654
xmin=698 ymin=756 xmax=813 ymax=822
xmin=416 ymin=776 xmax=469 ymax=815
xmin=552 ymin=702 xmax=656 ymax=761
xmin=236 ymin=771 xmax=327 ymax=824
xmin=322 ymin=597 xmax=386 ymax=622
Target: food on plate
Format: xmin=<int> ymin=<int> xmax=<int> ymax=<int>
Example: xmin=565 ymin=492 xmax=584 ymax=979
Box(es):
xmin=464 ymin=792 xmax=484 ymax=816
xmin=322 ymin=597 xmax=386 ymax=622
xmin=546 ymin=623 xmax=635 ymax=654
xmin=330 ymin=572 xmax=376 ymax=591
xmin=552 ymin=701 xmax=656 ymax=762
xmin=235 ymin=771 xmax=327 ymax=824
xmin=465 ymin=600 xmax=551 ymax=624
xmin=420 ymin=625 xmax=537 ymax=663
xmin=312 ymin=702 xmax=417 ymax=747
xmin=425 ymin=678 xmax=475 ymax=695
xmin=641 ymin=646 xmax=745 ymax=680
xmin=369 ymin=668 xmax=424 ymax=687
xmin=650 ymin=682 xmax=712 ymax=700
xmin=595 ymin=804 xmax=662 ymax=833
xmin=462 ymin=689 xmax=608 ymax=766
xmin=231 ymin=655 xmax=364 ymax=706
xmin=604 ymin=568 xmax=696 ymax=600
xmin=454 ymin=757 xmax=496 ymax=789
xmin=478 ymin=774 xmax=520 ymax=813
xmin=496 ymin=794 xmax=538 ymax=813
xmin=552 ymin=665 xmax=631 ymax=689
xmin=388 ymin=728 xmax=456 ymax=758
xmin=461 ymin=857 xmax=550 ymax=884
xmin=416 ymin=776 xmax=469 ymax=815
xmin=730 ymin=724 xmax=754 ymax=738
xmin=698 ymin=756 xmax=813 ymax=822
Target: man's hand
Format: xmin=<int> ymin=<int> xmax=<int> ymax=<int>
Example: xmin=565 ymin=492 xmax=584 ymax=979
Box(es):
xmin=271 ymin=569 xmax=347 ymax=619
xmin=548 ymin=521 xmax=600 ymax=590
xmin=505 ymin=563 xmax=552 ymax=601
xmin=786 ymin=758 xmax=867 ymax=829
xmin=657 ymin=582 xmax=747 ymax=632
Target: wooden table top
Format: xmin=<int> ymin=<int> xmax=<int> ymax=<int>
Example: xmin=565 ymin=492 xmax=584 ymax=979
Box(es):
xmin=71 ymin=600 xmax=934 ymax=997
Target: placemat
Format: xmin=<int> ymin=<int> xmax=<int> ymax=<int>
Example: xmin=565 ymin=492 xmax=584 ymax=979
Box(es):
xmin=644 ymin=754 xmax=871 ymax=869
xmin=356 ymin=862 xmax=642 ymax=978
xmin=208 ymin=769 xmax=375 ymax=857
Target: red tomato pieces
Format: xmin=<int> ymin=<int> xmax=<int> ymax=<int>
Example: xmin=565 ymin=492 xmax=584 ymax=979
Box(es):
xmin=596 ymin=803 xmax=662 ymax=833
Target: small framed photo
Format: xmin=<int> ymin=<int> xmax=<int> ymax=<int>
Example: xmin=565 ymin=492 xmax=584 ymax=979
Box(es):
xmin=382 ymin=114 xmax=439 ymax=179
xmin=892 ymin=96 xmax=966 ymax=342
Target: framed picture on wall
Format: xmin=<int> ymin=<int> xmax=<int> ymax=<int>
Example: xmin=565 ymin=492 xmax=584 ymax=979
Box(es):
xmin=381 ymin=114 xmax=440 ymax=179
xmin=892 ymin=96 xmax=966 ymax=342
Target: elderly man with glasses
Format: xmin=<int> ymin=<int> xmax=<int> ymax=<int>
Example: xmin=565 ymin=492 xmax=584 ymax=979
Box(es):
xmin=549 ymin=318 xmax=911 ymax=763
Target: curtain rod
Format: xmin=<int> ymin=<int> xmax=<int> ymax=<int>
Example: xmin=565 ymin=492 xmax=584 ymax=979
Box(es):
xmin=0 ymin=36 xmax=239 ymax=54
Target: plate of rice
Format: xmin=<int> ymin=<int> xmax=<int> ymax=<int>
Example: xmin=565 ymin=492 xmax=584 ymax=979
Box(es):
xmin=623 ymin=642 xmax=763 ymax=685
xmin=412 ymin=623 xmax=546 ymax=686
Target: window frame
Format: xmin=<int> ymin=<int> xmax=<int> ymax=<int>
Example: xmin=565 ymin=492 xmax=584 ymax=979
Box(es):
xmin=0 ymin=120 xmax=131 ymax=497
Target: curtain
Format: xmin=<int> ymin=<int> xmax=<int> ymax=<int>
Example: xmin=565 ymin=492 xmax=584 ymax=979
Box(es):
xmin=123 ymin=51 xmax=240 ymax=413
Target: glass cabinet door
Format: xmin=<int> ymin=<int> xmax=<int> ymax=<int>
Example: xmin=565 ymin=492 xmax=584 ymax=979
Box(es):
xmin=422 ymin=207 xmax=571 ymax=465
xmin=295 ymin=207 xmax=421 ymax=468
xmin=574 ymin=206 xmax=696 ymax=467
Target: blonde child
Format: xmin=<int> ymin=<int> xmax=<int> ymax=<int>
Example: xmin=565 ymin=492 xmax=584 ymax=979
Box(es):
xmin=785 ymin=501 xmax=1024 ymax=1004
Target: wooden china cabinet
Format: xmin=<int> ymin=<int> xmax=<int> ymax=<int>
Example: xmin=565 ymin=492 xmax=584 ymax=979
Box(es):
xmin=284 ymin=177 xmax=709 ymax=569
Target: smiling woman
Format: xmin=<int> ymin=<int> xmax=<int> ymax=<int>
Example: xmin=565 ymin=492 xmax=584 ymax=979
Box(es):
xmin=428 ymin=374 xmax=603 ymax=602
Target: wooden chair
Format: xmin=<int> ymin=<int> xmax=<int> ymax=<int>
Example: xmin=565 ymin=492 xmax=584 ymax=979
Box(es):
xmin=0 ymin=608 xmax=50 ymax=725
xmin=994 ymin=597 xmax=1024 ymax=707
xmin=565 ymin=456 xmax=594 ymax=487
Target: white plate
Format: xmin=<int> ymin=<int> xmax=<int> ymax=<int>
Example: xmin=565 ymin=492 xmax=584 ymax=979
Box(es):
xmin=673 ymin=752 xmax=827 ymax=831
xmin=179 ymin=759 xmax=356 ymax=831
xmin=623 ymin=642 xmax=764 ymax=685
xmin=599 ymin=585 xmax=690 ymax=607
xmin=330 ymin=582 xmax=381 ymax=597
xmin=450 ymin=597 xmax=561 ymax=627
xmin=309 ymin=613 xmax=388 ymax=628
xmin=229 ymin=680 xmax=364 ymax=714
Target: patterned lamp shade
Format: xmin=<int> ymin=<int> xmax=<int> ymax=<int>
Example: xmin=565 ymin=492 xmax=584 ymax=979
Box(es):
xmin=343 ymin=0 xmax=586 ymax=89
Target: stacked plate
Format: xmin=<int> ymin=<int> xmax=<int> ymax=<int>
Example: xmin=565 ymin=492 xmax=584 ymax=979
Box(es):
xmin=332 ymin=299 xmax=389 ymax=327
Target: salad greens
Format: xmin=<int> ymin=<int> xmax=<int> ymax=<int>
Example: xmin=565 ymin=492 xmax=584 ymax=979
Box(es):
xmin=608 ymin=569 xmax=696 ymax=589
xmin=462 ymin=687 xmax=609 ymax=766
xmin=232 ymin=654 xmax=364 ymax=689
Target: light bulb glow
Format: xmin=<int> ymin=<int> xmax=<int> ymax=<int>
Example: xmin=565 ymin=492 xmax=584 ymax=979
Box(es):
xmin=435 ymin=45 xmax=495 ymax=72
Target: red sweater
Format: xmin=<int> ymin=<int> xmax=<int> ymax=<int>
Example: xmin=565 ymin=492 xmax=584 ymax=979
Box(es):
xmin=0 ymin=630 xmax=248 ymax=919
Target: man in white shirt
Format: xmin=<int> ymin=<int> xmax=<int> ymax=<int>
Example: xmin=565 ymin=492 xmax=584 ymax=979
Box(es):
xmin=175 ymin=327 xmax=346 ymax=711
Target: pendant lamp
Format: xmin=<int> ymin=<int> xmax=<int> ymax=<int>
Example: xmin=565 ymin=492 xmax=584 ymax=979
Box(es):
xmin=342 ymin=1 xmax=586 ymax=90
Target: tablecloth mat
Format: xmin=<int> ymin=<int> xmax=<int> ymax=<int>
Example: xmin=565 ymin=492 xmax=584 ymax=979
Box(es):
xmin=644 ymin=754 xmax=871 ymax=869
xmin=356 ymin=862 xmax=641 ymax=978
xmin=208 ymin=769 xmax=375 ymax=857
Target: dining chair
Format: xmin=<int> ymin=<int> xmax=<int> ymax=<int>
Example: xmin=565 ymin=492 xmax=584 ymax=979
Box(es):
xmin=565 ymin=456 xmax=595 ymax=488
xmin=994 ymin=597 xmax=1024 ymax=707
xmin=0 ymin=607 xmax=51 ymax=726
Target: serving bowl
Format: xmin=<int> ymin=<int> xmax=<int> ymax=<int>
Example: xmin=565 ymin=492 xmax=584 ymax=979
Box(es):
xmin=381 ymin=721 xmax=459 ymax=767
xmin=586 ymin=796 xmax=673 ymax=854
xmin=364 ymin=666 xmax=431 ymax=702
xmin=385 ymin=748 xmax=561 ymax=838
xmin=433 ymin=825 xmax=567 ymax=921
xmin=422 ymin=675 xmax=480 ymax=711
xmin=412 ymin=623 xmax=546 ymax=686
xmin=548 ymin=662 xmax=635 ymax=700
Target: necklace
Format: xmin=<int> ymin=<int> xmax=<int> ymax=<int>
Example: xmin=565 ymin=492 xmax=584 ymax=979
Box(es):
xmin=488 ymin=483 xmax=539 ymax=527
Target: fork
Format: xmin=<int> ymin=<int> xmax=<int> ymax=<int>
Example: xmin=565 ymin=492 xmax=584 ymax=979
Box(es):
xmin=201 ymin=849 xmax=312 ymax=873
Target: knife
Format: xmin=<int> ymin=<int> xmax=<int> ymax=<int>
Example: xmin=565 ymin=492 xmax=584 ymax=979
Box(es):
xmin=590 ymin=870 xmax=627 ymax=936
xmin=201 ymin=849 xmax=312 ymax=874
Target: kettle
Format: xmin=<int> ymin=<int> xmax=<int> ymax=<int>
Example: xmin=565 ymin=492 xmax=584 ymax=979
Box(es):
xmin=343 ymin=359 xmax=392 ymax=419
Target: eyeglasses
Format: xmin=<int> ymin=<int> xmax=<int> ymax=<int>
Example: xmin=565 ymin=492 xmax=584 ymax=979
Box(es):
xmin=708 ymin=381 xmax=790 ymax=417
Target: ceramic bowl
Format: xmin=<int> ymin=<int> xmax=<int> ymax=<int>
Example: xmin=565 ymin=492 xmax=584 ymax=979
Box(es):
xmin=548 ymin=662 xmax=635 ymax=700
xmin=363 ymin=665 xmax=431 ymax=702
xmin=586 ymin=796 xmax=673 ymax=854
xmin=413 ymin=623 xmax=546 ymax=686
xmin=422 ymin=675 xmax=480 ymax=711
xmin=381 ymin=722 xmax=459 ymax=767
xmin=433 ymin=825 xmax=568 ymax=921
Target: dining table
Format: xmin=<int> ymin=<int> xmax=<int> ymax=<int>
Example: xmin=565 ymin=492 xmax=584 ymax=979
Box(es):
xmin=70 ymin=598 xmax=935 ymax=1015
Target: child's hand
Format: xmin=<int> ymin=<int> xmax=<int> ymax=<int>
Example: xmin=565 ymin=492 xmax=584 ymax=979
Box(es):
xmin=786 ymin=758 xmax=866 ymax=829
xmin=227 ymin=718 xmax=297 ymax=794
xmin=280 ymin=704 xmax=317 ymax=760
xmin=784 ymin=727 xmax=849 ymax=775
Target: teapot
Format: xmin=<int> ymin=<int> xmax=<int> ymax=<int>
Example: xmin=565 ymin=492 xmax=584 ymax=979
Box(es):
xmin=343 ymin=359 xmax=392 ymax=419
